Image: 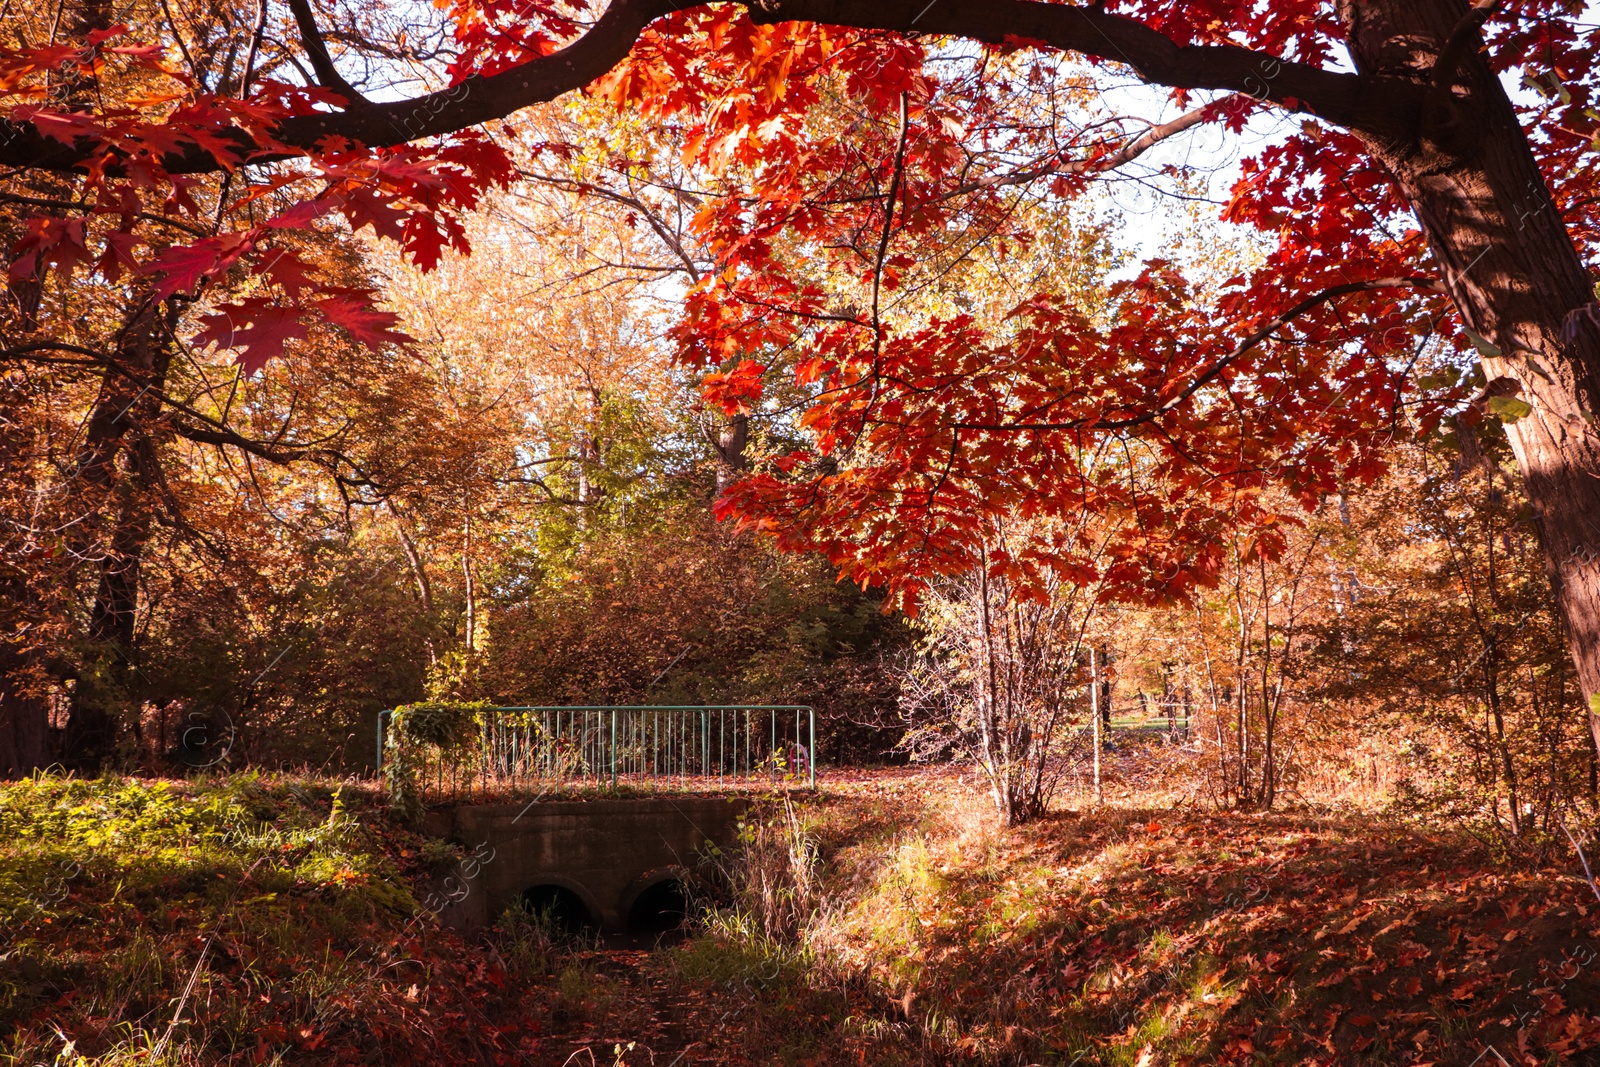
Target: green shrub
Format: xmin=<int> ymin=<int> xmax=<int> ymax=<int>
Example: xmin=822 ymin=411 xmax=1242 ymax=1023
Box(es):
xmin=382 ymin=700 xmax=491 ymax=822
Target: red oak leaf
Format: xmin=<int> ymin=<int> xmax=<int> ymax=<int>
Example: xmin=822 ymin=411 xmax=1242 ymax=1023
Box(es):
xmin=193 ymin=298 xmax=310 ymax=374
xmin=315 ymin=293 xmax=414 ymax=351
xmin=145 ymin=231 xmax=258 ymax=298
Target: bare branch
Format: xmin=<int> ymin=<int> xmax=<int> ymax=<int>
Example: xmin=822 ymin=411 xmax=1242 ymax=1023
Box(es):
xmin=932 ymin=96 xmax=1241 ymax=205
xmin=170 ymin=421 xmax=310 ymax=464
xmin=283 ymin=0 xmax=373 ymax=106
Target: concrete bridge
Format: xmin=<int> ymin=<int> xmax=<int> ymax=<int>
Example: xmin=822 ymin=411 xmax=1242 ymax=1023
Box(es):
xmin=420 ymin=796 xmax=751 ymax=935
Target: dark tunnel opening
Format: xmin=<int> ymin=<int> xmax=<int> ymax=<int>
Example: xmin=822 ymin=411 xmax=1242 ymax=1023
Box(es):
xmin=519 ymin=884 xmax=595 ymax=935
xmin=626 ymin=878 xmax=690 ymax=938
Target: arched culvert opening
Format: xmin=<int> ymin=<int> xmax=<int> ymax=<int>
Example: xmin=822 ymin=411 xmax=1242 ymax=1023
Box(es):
xmin=626 ymin=878 xmax=690 ymax=937
xmin=520 ymin=884 xmax=596 ymax=935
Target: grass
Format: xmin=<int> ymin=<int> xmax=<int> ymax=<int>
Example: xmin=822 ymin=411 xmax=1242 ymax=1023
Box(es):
xmin=3 ymin=767 xmax=1597 ymax=1065
xmin=0 ymin=772 xmax=552 ymax=1066
xmin=621 ymin=769 xmax=1600 ymax=1065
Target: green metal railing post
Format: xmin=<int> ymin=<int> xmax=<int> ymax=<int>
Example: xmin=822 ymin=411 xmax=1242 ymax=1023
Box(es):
xmin=610 ymin=707 xmax=618 ymax=790
xmin=808 ymin=706 xmax=815 ymax=790
xmin=376 ymin=709 xmax=391 ymax=775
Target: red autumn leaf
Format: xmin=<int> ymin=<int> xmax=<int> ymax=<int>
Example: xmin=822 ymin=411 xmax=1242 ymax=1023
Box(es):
xmin=192 ymin=298 xmax=311 ymax=374
xmin=315 ymin=293 xmax=414 ymax=351
xmin=145 ymin=232 xmax=257 ymax=298
xmin=257 ymin=248 xmax=320 ymax=300
xmin=10 ymin=107 xmax=105 ymax=147
xmin=999 ymin=33 xmax=1053 ymax=51
xmin=264 ymin=198 xmax=339 ymax=231
xmin=95 ymin=230 xmax=142 ymax=282
xmin=8 ymin=216 xmax=89 ymax=282
xmin=83 ymin=24 xmax=130 ymax=46
xmin=702 ymin=359 xmax=767 ymax=416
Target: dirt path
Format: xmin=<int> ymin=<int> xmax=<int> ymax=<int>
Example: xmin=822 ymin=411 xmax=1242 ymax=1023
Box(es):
xmin=541 ymin=948 xmax=717 ymax=1066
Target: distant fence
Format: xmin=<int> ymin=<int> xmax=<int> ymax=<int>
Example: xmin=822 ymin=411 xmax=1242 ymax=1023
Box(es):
xmin=377 ymin=705 xmax=815 ymax=801
xmin=1060 ymin=701 xmax=1194 ymax=744
xmin=1105 ymin=700 xmax=1193 ymax=736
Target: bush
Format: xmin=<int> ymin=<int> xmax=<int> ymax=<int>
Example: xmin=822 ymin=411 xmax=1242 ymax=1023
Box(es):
xmin=382 ymin=701 xmax=491 ymax=822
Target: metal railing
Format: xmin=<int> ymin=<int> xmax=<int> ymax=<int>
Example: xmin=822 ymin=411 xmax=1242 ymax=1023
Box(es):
xmin=377 ymin=705 xmax=815 ymax=799
xmin=1105 ymin=700 xmax=1193 ymax=735
xmin=1065 ymin=702 xmax=1194 ymax=744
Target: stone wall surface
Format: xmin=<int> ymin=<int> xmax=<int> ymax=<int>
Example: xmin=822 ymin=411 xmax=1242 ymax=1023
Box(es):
xmin=420 ymin=796 xmax=752 ymax=932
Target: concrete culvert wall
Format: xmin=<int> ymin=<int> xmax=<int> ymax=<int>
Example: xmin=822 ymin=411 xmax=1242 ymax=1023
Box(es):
xmin=422 ymin=796 xmax=750 ymax=934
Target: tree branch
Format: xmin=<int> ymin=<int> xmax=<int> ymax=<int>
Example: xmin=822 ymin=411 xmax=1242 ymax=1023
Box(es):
xmin=955 ymin=277 xmax=1445 ymax=434
xmin=754 ymin=0 xmax=1413 ymax=136
xmin=932 ymin=96 xmax=1241 ymax=205
xmin=1431 ymin=0 xmax=1500 ymax=93
xmin=1077 ymin=98 xmax=1232 ymax=174
xmin=284 ymin=0 xmax=371 ymax=106
xmin=1424 ymin=0 xmax=1499 ymax=127
xmin=871 ymin=92 xmax=911 ymax=342
xmin=170 ymin=420 xmax=312 ymax=463
xmin=0 ymin=0 xmax=679 ymax=172
xmin=0 ymin=0 xmax=1416 ymax=175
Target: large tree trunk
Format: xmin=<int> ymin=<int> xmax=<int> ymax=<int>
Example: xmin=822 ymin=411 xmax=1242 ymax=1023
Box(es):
xmin=61 ymin=299 xmax=172 ymax=768
xmin=0 ymin=369 xmax=56 ymax=775
xmin=56 ymin=0 xmax=173 ymax=767
xmin=1342 ymin=0 xmax=1600 ymax=758
xmin=0 ymin=643 xmax=53 ymax=778
xmin=714 ymin=413 xmax=749 ymax=494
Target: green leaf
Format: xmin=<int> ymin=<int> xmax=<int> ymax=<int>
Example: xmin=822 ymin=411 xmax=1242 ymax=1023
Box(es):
xmin=1486 ymin=395 xmax=1533 ymax=422
xmin=1463 ymin=329 xmax=1502 ymax=358
xmin=1522 ymin=356 xmax=1554 ymax=383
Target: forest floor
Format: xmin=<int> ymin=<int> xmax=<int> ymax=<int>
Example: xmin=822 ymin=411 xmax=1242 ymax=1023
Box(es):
xmin=1 ymin=767 xmax=1597 ymax=1066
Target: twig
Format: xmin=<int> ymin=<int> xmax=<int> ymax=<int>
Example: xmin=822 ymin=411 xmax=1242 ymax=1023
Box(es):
xmin=1562 ymin=819 xmax=1600 ymax=904
xmin=150 ymin=853 xmax=271 ymax=1059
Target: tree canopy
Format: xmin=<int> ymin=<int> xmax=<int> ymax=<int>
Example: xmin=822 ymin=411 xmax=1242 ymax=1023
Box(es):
xmin=4 ymin=0 xmax=1600 ymax=753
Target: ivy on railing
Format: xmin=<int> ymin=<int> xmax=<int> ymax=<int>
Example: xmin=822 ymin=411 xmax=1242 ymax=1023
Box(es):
xmin=383 ymin=700 xmax=492 ymax=823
